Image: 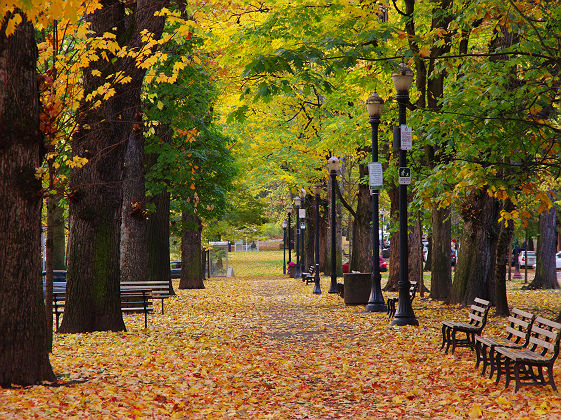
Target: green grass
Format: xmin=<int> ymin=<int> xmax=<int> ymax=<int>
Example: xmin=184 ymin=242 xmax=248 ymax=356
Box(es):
xmin=228 ymin=250 xmax=286 ymax=278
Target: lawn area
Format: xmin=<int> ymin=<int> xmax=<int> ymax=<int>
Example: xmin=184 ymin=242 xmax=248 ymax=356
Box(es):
xmin=2 ymin=251 xmax=560 ymax=418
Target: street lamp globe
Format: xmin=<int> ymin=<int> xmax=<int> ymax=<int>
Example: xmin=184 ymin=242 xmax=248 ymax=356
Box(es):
xmin=327 ymin=156 xmax=340 ymax=173
xmin=313 ymin=183 xmax=322 ymax=196
xmin=294 ymin=196 xmax=301 ymax=208
xmin=287 ymin=206 xmax=293 ymax=215
xmin=282 ymin=220 xmax=287 ymax=229
xmin=392 ymin=62 xmax=414 ymax=93
xmin=366 ymin=92 xmax=384 ymax=117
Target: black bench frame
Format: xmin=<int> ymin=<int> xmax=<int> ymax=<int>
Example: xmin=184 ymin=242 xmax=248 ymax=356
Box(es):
xmin=474 ymin=308 xmax=535 ymax=378
xmin=387 ymin=281 xmax=418 ymax=319
xmin=302 ymin=265 xmax=315 ymax=284
xmin=494 ymin=316 xmax=561 ymax=392
xmin=440 ymin=297 xmax=491 ymax=354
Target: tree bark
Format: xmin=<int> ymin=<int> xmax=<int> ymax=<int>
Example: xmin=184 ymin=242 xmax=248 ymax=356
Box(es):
xmin=430 ymin=204 xmax=452 ymax=300
xmin=179 ymin=212 xmax=204 ymax=289
xmin=120 ymin=129 xmax=147 ymax=283
xmin=385 ymin=185 xmax=399 ymax=291
xmin=494 ymin=201 xmax=515 ymax=316
xmin=451 ymin=190 xmax=499 ymax=304
xmin=47 ymin=197 xmax=66 ymax=268
xmin=146 ymin=190 xmax=173 ymax=293
xmin=61 ymin=0 xmax=169 ymax=333
xmin=529 ymin=202 xmax=559 ymax=290
xmin=350 ymin=163 xmax=372 ymax=272
xmin=0 ymin=12 xmax=55 ymax=386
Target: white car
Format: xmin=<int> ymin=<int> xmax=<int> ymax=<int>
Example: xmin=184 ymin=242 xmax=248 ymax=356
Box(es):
xmin=518 ymin=251 xmax=536 ymax=268
xmin=557 ymin=252 xmax=561 ymax=269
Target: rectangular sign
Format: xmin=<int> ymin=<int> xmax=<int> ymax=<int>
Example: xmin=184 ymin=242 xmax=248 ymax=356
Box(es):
xmin=368 ymin=162 xmax=383 ymax=190
xmin=299 ymin=209 xmax=306 ymax=219
xmin=398 ymin=167 xmax=411 ymax=185
xmin=400 ymin=125 xmax=413 ymax=150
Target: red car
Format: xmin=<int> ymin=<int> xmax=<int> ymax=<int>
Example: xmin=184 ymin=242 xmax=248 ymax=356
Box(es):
xmin=342 ymin=256 xmax=387 ymax=273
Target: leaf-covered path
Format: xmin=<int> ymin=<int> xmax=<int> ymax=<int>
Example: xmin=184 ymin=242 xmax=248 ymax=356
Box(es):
xmin=2 ymin=271 xmax=561 ymax=418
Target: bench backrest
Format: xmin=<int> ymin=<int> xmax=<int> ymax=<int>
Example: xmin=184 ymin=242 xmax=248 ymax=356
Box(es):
xmin=504 ymin=308 xmax=535 ymax=345
xmin=467 ymin=297 xmax=491 ymax=330
xmin=121 ymin=281 xmax=170 ymax=296
xmin=409 ymin=282 xmax=418 ymax=302
xmin=527 ymin=316 xmax=561 ymax=360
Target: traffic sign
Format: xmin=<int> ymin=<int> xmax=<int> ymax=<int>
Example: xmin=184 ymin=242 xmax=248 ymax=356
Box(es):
xmin=400 ymin=125 xmax=412 ymax=150
xmin=398 ymin=167 xmax=411 ymax=185
xmin=368 ymin=162 xmax=383 ymax=190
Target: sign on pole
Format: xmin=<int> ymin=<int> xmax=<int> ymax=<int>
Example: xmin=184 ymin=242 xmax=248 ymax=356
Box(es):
xmin=400 ymin=125 xmax=412 ymax=150
xmin=299 ymin=208 xmax=306 ymax=219
xmin=368 ymin=162 xmax=383 ymax=190
xmin=398 ymin=167 xmax=411 ymax=185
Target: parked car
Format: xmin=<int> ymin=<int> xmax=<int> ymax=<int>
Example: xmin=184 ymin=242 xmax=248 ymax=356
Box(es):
xmin=556 ymin=251 xmax=561 ymax=269
xmin=41 ymin=270 xmax=67 ymax=282
xmin=170 ymin=261 xmax=182 ymax=278
xmin=379 ymin=256 xmax=387 ymax=272
xmin=519 ymin=251 xmax=536 ymax=268
xmin=342 ymin=256 xmax=387 ymax=273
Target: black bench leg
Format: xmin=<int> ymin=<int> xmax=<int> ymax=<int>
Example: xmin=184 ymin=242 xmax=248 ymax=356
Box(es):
xmin=548 ymin=364 xmax=557 ymax=391
xmin=513 ymin=362 xmax=521 ymax=392
xmin=440 ymin=325 xmax=447 ymax=350
xmin=161 ymin=299 xmax=164 ymax=314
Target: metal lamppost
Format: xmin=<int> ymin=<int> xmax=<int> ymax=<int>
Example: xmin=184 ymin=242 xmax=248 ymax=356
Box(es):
xmin=328 ymin=156 xmax=340 ymax=293
xmin=313 ymin=183 xmax=322 ymax=295
xmin=282 ymin=220 xmax=287 ymax=274
xmin=300 ymin=189 xmax=307 ymax=279
xmin=392 ymin=62 xmax=418 ymax=326
xmin=287 ymin=207 xmax=293 ymax=267
xmin=365 ymin=92 xmax=386 ymax=313
xmin=294 ymin=195 xmax=302 ymax=278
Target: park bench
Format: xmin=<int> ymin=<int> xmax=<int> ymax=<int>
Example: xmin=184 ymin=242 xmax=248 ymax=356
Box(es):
xmin=494 ymin=316 xmax=561 ymax=392
xmin=51 ymin=288 xmax=154 ymax=330
xmin=120 ymin=281 xmax=171 ymax=314
xmin=474 ymin=308 xmax=535 ymax=378
xmin=302 ymin=265 xmax=315 ymax=284
xmin=387 ymin=281 xmax=418 ymax=319
xmin=440 ymin=297 xmax=491 ymax=354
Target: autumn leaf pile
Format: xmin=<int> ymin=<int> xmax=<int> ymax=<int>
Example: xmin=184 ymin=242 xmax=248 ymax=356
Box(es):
xmin=2 ymin=253 xmax=561 ymax=418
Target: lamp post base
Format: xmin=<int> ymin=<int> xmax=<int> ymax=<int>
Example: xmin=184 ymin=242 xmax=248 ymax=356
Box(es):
xmin=365 ymin=302 xmax=386 ymax=312
xmin=391 ymin=315 xmax=419 ymax=326
xmin=328 ymin=283 xmax=339 ymax=294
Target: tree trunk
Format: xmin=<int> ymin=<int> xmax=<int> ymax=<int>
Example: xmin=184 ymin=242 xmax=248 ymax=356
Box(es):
xmin=385 ymin=185 xmax=399 ymax=291
xmin=120 ymin=129 xmax=147 ymax=283
xmin=430 ymin=204 xmax=451 ymax=300
xmin=146 ymin=191 xmax=173 ymax=293
xmin=529 ymin=202 xmax=559 ymax=290
xmin=60 ymin=0 xmax=169 ymax=333
xmin=451 ymin=190 xmax=499 ymax=304
xmin=318 ymin=197 xmax=328 ymax=273
xmin=179 ymin=212 xmax=204 ymax=289
xmin=494 ymin=201 xmax=515 ymax=316
xmin=409 ymin=215 xmax=422 ymax=289
xmin=350 ymin=163 xmax=372 ymax=272
xmin=0 ymin=12 xmax=55 ymax=386
xmin=48 ymin=197 xmax=66 ymax=268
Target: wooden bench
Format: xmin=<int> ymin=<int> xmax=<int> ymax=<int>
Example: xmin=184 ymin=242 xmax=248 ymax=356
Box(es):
xmin=440 ymin=297 xmax=491 ymax=354
xmin=120 ymin=281 xmax=171 ymax=314
xmin=387 ymin=281 xmax=418 ymax=319
xmin=494 ymin=316 xmax=561 ymax=392
xmin=474 ymin=308 xmax=535 ymax=377
xmin=51 ymin=289 xmax=154 ymax=330
xmin=302 ymin=265 xmax=315 ymax=284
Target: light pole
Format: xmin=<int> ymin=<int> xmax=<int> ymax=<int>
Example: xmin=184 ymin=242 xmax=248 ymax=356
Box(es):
xmin=328 ymin=156 xmax=340 ymax=294
xmin=300 ymin=189 xmax=307 ymax=279
xmin=282 ymin=220 xmax=287 ymax=274
xmin=313 ymin=183 xmax=322 ymax=295
xmin=365 ymin=92 xmax=386 ymax=313
xmin=294 ymin=195 xmax=302 ymax=278
xmin=392 ymin=62 xmax=418 ymax=326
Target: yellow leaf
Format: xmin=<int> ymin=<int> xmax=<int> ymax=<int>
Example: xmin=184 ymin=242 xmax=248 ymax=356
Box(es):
xmin=469 ymin=404 xmax=483 ymax=418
